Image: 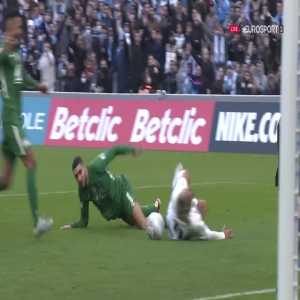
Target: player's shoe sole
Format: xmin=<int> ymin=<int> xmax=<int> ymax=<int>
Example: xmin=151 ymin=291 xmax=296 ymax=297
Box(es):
xmin=33 ymin=217 xmax=53 ymax=238
xmin=154 ymin=198 xmax=161 ymax=212
xmin=172 ymin=162 xmax=184 ymax=188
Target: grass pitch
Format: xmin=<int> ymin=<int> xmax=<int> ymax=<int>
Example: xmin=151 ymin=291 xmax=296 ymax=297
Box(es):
xmin=0 ymin=147 xmax=278 ymax=300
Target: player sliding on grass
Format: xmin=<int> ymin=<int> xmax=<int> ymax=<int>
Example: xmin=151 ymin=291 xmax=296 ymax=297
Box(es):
xmin=166 ymin=163 xmax=233 ymax=240
xmin=61 ymin=145 xmax=160 ymax=230
xmin=0 ymin=10 xmax=53 ymax=236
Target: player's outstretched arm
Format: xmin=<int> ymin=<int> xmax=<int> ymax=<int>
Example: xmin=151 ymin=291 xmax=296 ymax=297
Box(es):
xmin=91 ymin=145 xmax=140 ymax=171
xmin=61 ymin=196 xmax=90 ymax=230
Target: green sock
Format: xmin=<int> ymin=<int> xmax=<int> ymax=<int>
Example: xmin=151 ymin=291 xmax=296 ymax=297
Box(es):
xmin=26 ymin=168 xmax=39 ymax=226
xmin=141 ymin=204 xmax=157 ymax=217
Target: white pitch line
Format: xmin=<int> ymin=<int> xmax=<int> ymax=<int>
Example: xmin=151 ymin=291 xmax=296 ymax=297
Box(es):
xmin=0 ymin=181 xmax=272 ymax=198
xmin=0 ymin=190 xmax=76 ymax=197
xmin=193 ymin=288 xmax=276 ymax=300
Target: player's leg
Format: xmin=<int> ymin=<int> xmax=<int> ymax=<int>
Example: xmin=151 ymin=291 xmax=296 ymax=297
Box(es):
xmin=140 ymin=198 xmax=160 ymax=217
xmin=132 ymin=202 xmax=148 ymax=229
xmin=0 ymin=156 xmax=16 ymax=190
xmin=0 ymin=136 xmax=17 ymax=190
xmin=20 ymin=146 xmax=39 ymax=226
xmin=195 ymin=198 xmax=208 ymax=219
xmin=120 ymin=177 xmax=159 ymax=227
xmin=120 ymin=189 xmax=147 ymax=229
xmin=172 ymin=163 xmax=190 ymax=189
xmin=20 ymin=144 xmax=53 ymax=235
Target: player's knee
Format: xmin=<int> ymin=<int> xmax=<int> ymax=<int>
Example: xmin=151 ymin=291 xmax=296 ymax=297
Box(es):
xmin=24 ymin=158 xmax=37 ymax=170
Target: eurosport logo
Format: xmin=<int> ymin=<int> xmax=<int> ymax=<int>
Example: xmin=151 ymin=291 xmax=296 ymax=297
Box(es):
xmin=228 ymin=24 xmax=283 ymax=34
xmin=45 ymin=99 xmax=215 ymax=152
xmin=210 ymin=102 xmax=280 ymax=154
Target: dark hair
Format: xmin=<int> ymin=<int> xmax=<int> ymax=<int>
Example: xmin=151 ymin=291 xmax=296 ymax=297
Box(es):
xmin=72 ymin=156 xmax=83 ymax=171
xmin=3 ymin=9 xmax=22 ymax=31
xmin=4 ymin=9 xmax=22 ymax=22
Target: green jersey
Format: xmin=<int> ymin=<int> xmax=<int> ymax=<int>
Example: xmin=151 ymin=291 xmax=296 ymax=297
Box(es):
xmin=71 ymin=145 xmax=136 ymax=228
xmin=0 ymin=48 xmax=38 ymax=130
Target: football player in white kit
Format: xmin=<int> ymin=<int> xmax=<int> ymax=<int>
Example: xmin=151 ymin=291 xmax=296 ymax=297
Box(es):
xmin=166 ymin=163 xmax=233 ymax=240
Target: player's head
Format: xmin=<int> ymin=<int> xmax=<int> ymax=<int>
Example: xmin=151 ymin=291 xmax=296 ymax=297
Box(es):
xmin=72 ymin=156 xmax=88 ymax=187
xmin=176 ymin=188 xmax=194 ymax=223
xmin=4 ymin=10 xmax=23 ymax=47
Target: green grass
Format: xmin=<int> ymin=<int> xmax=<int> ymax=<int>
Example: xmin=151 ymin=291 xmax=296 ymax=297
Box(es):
xmin=0 ymin=147 xmax=279 ymax=300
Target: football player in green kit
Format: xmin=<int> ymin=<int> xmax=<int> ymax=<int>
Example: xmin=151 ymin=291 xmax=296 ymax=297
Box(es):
xmin=60 ymin=145 xmax=161 ymax=230
xmin=0 ymin=11 xmax=53 ymax=236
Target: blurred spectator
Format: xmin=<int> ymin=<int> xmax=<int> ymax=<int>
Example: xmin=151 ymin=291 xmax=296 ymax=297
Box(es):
xmin=127 ymin=30 xmax=146 ymax=93
xmin=261 ymin=3 xmax=273 ymax=26
xmin=139 ymin=69 xmax=154 ymax=94
xmin=146 ymin=54 xmax=162 ymax=91
xmin=272 ymin=1 xmax=283 ymax=26
xmin=236 ymin=70 xmax=257 ymax=94
xmin=215 ymin=0 xmax=230 ymax=25
xmin=213 ymin=23 xmax=225 ymax=65
xmin=190 ymin=65 xmax=205 ymax=94
xmin=193 ymin=47 xmax=215 ymax=93
xmin=252 ymin=60 xmax=268 ymax=94
xmin=96 ymin=59 xmax=112 ymax=93
xmin=212 ymin=66 xmax=225 ymax=94
xmin=64 ymin=63 xmax=79 ymax=92
xmin=15 ymin=0 xmax=282 ymax=95
xmin=38 ymin=42 xmax=56 ymax=91
xmin=266 ymin=72 xmax=280 ymax=95
xmin=223 ymin=62 xmax=238 ymax=94
xmin=68 ymin=35 xmax=87 ymax=78
xmin=164 ymin=60 xmax=178 ymax=94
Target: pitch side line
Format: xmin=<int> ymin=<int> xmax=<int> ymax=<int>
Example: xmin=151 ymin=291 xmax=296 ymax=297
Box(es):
xmin=0 ymin=181 xmax=272 ymax=198
xmin=193 ymin=288 xmax=276 ymax=300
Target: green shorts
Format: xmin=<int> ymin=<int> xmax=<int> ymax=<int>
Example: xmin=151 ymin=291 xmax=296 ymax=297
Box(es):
xmin=2 ymin=125 xmax=31 ymax=160
xmin=119 ymin=175 xmax=136 ymax=226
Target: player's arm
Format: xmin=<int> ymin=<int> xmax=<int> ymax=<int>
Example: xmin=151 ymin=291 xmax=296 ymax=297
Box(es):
xmin=61 ymin=190 xmax=89 ymax=229
xmin=23 ymin=71 xmax=38 ymax=89
xmin=23 ymin=70 xmax=48 ymax=93
xmin=90 ymin=145 xmax=140 ymax=170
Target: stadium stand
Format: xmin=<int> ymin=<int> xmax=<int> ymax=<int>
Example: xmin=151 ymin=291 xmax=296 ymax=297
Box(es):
xmin=0 ymin=0 xmax=282 ymax=94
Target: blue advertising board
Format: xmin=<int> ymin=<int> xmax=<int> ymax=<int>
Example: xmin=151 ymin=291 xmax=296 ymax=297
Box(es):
xmin=0 ymin=95 xmax=50 ymax=144
xmin=22 ymin=95 xmax=51 ymax=144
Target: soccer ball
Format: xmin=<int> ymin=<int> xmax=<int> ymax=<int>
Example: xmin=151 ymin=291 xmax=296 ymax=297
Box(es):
xmin=146 ymin=212 xmax=165 ymax=240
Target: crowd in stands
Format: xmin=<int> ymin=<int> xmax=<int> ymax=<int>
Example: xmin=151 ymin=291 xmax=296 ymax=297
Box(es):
xmin=0 ymin=0 xmax=282 ymax=94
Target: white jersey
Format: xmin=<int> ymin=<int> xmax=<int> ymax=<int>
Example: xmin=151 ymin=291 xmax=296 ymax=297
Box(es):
xmin=166 ymin=164 xmax=225 ymax=241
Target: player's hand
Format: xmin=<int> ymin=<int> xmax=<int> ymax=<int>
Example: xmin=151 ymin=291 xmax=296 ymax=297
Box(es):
xmin=37 ymin=83 xmax=48 ymax=94
xmin=60 ymin=224 xmax=72 ymax=230
xmin=224 ymin=228 xmax=233 ymax=239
